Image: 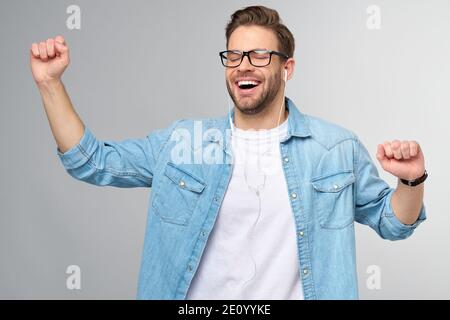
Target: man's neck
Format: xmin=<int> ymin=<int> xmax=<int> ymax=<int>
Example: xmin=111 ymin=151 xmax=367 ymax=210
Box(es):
xmin=234 ymin=98 xmax=288 ymax=130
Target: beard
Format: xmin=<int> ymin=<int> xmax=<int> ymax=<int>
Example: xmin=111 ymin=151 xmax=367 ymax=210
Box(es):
xmin=226 ymin=71 xmax=282 ymax=115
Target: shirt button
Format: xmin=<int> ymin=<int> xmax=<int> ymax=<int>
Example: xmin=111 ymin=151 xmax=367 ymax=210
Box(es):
xmin=291 ymin=192 xmax=297 ymax=199
xmin=284 ymin=157 xmax=289 ymax=163
xmin=188 ymin=265 xmax=193 ymax=272
xmin=179 ymin=180 xmax=185 ymax=187
xmin=333 ymin=184 xmax=339 ymax=190
xmin=303 ymin=268 xmax=309 ymax=275
xmin=298 ymin=231 xmax=304 ymax=237
xmin=201 ymin=231 xmax=207 ymax=237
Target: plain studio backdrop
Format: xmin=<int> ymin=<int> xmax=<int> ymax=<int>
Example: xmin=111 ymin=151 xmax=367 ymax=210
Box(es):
xmin=0 ymin=0 xmax=448 ymax=299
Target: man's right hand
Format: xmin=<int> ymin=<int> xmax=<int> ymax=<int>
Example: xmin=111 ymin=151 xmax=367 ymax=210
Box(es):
xmin=30 ymin=35 xmax=70 ymax=84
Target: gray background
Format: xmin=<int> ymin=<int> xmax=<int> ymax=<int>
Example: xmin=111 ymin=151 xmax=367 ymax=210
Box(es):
xmin=0 ymin=0 xmax=448 ymax=299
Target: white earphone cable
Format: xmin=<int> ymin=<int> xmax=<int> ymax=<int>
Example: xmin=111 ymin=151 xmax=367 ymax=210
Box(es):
xmin=228 ymin=69 xmax=288 ymax=291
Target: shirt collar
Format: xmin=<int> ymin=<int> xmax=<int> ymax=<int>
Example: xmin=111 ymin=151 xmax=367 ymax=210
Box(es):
xmin=225 ymin=97 xmax=311 ymax=140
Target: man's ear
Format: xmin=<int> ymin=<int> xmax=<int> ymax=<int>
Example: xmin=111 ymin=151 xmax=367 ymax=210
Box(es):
xmin=284 ymin=58 xmax=295 ymax=81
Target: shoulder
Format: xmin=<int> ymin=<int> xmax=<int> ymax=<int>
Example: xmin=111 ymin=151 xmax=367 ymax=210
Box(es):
xmin=149 ymin=116 xmax=227 ymax=141
xmin=172 ymin=116 xmax=227 ymax=130
xmin=304 ymin=114 xmax=359 ymax=150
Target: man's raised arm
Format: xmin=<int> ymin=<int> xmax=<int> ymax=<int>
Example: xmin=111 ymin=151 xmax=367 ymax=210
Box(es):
xmin=30 ymin=35 xmax=84 ymax=153
xmin=29 ymin=35 xmax=174 ymax=188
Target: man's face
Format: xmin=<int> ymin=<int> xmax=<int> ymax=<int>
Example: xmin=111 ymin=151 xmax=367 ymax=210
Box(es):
xmin=226 ymin=25 xmax=285 ymax=115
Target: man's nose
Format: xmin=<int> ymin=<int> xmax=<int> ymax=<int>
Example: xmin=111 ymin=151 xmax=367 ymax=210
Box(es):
xmin=237 ymin=54 xmax=254 ymax=72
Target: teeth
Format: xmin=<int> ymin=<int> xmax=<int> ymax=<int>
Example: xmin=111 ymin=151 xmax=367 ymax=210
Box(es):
xmin=238 ymin=80 xmax=259 ymax=86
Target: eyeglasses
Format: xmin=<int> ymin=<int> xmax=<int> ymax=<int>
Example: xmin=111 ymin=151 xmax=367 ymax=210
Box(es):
xmin=219 ymin=49 xmax=289 ymax=68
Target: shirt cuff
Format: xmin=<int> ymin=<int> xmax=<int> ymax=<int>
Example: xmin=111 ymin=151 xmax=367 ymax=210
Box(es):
xmin=57 ymin=127 xmax=98 ymax=170
xmin=383 ymin=188 xmax=427 ymax=236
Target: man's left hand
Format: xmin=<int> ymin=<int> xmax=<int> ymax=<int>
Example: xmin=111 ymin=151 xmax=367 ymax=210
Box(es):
xmin=376 ymin=140 xmax=425 ymax=181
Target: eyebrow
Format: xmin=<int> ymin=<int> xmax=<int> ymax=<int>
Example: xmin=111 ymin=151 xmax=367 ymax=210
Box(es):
xmin=228 ymin=48 xmax=270 ymax=52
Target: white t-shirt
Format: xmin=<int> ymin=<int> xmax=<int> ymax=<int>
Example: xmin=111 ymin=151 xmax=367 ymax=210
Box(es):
xmin=186 ymin=117 xmax=304 ymax=300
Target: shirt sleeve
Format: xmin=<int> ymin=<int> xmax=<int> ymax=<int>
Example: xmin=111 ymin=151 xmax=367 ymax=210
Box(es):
xmin=354 ymin=138 xmax=427 ymax=240
xmin=57 ymin=122 xmax=178 ymax=188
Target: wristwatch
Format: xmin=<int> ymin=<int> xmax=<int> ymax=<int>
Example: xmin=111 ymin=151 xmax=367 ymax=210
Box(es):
xmin=400 ymin=170 xmax=428 ymax=187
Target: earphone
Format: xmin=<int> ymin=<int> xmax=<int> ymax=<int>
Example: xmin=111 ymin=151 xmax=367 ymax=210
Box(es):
xmin=225 ymin=67 xmax=289 ymax=290
xmin=275 ymin=68 xmax=288 ymax=136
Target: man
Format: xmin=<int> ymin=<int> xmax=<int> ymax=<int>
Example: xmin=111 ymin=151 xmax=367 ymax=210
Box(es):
xmin=30 ymin=6 xmax=427 ymax=299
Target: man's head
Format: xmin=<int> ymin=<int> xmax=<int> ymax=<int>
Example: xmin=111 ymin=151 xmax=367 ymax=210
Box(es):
xmin=223 ymin=6 xmax=295 ymax=116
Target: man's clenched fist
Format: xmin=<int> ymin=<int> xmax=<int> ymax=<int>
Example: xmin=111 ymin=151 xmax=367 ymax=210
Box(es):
xmin=376 ymin=140 xmax=425 ymax=181
xmin=30 ymin=35 xmax=69 ymax=84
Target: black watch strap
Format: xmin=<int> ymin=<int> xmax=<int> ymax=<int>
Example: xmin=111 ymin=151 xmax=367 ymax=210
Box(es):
xmin=400 ymin=170 xmax=428 ymax=187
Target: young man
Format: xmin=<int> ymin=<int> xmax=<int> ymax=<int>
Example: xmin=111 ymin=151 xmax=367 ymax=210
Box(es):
xmin=30 ymin=6 xmax=427 ymax=299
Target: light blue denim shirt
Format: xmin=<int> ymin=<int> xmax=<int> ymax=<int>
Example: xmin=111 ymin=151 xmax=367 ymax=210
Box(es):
xmin=57 ymin=97 xmax=426 ymax=299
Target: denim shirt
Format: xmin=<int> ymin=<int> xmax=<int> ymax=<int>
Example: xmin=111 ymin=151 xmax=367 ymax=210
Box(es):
xmin=57 ymin=97 xmax=426 ymax=300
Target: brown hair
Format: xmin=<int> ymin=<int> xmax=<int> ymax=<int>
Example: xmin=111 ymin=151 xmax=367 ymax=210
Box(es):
xmin=225 ymin=5 xmax=295 ymax=58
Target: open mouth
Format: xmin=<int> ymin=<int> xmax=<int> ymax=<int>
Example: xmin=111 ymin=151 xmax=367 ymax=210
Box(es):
xmin=235 ymin=80 xmax=261 ymax=92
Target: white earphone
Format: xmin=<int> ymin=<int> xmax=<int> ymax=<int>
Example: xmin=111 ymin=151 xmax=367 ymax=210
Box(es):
xmin=284 ymin=69 xmax=288 ymax=82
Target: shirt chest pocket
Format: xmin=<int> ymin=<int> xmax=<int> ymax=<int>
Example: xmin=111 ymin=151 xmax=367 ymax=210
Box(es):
xmin=152 ymin=163 xmax=206 ymax=226
xmin=311 ymin=170 xmax=356 ymax=229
